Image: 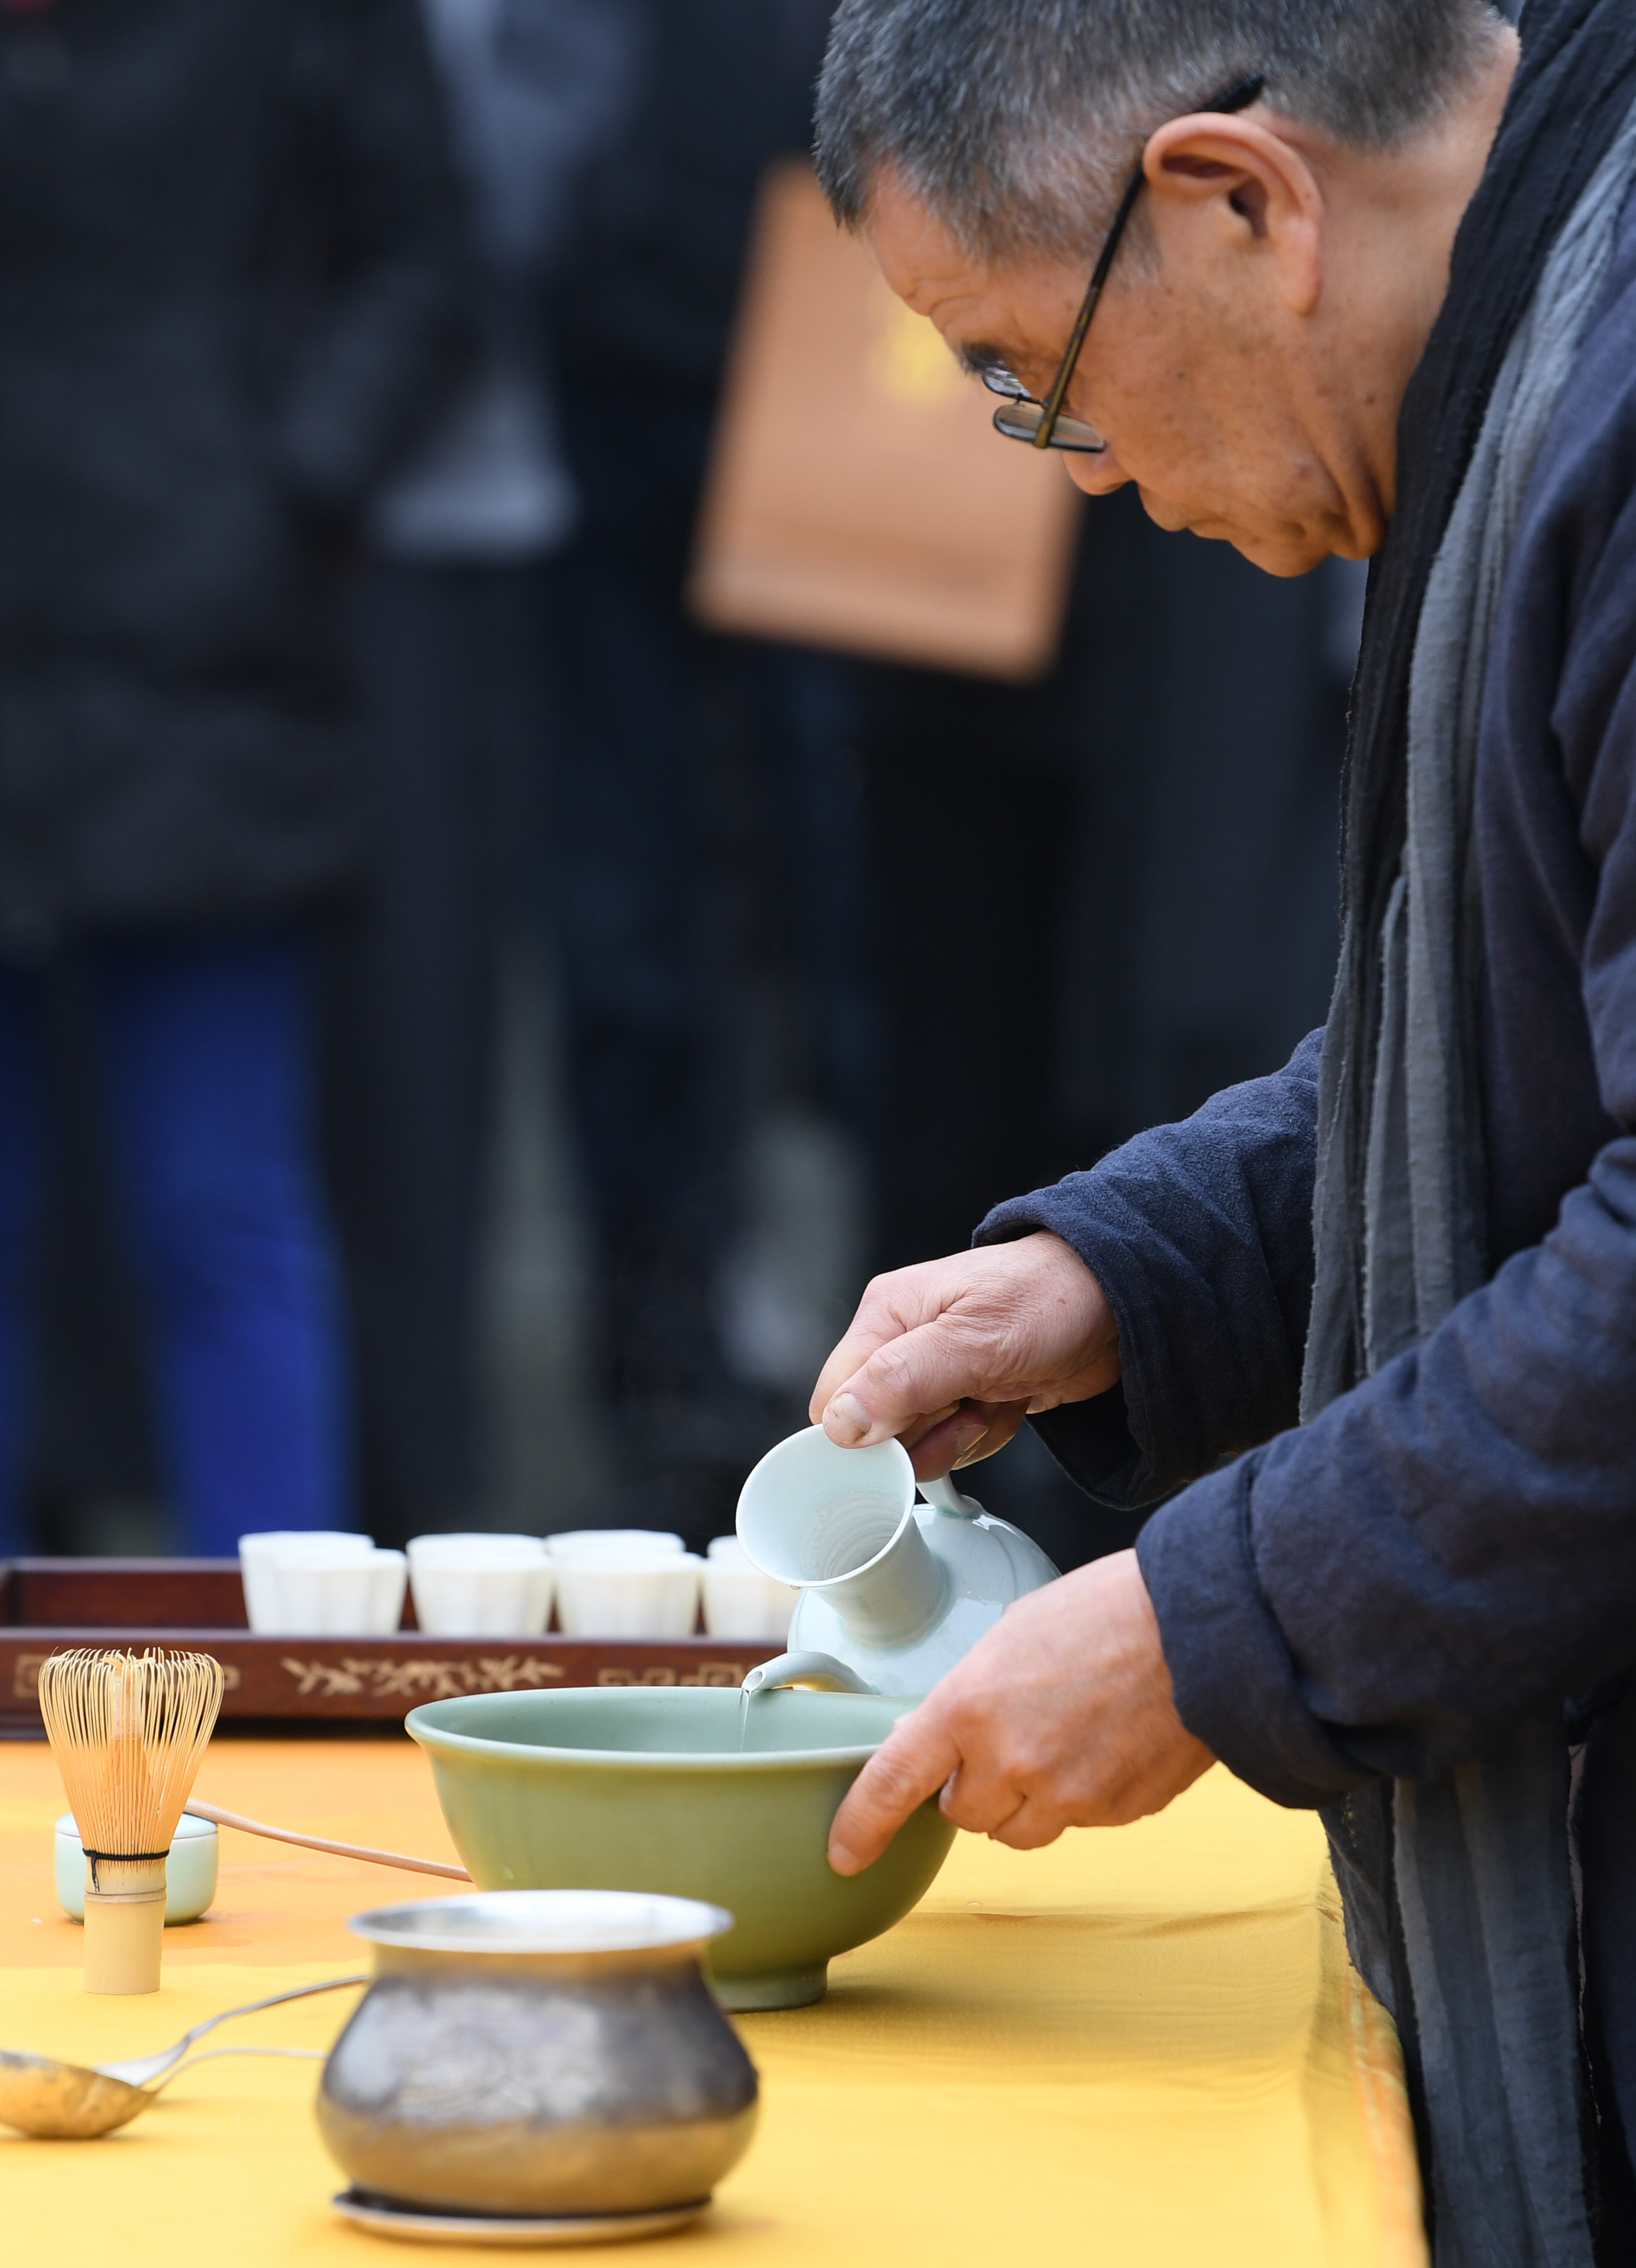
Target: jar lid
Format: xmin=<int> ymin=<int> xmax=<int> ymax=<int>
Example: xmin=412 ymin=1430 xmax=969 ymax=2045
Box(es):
xmin=348 ymin=1887 xmax=733 ymax=1956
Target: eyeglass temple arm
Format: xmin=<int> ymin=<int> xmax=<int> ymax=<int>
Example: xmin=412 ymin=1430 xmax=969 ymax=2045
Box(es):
xmin=1030 ymin=71 xmax=1268 ymax=450
xmin=1031 ymin=166 xmax=1147 ymax=446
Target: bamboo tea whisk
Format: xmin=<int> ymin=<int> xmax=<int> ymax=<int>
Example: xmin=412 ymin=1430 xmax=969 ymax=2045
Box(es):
xmin=39 ymin=1649 xmax=225 ymax=1996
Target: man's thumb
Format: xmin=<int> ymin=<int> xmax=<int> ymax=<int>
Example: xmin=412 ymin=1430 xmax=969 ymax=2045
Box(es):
xmin=820 ymin=1319 xmax=975 ymax=1446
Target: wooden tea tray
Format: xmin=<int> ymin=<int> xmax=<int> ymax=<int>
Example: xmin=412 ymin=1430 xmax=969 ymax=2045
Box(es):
xmin=0 ymin=1559 xmax=783 ymax=1734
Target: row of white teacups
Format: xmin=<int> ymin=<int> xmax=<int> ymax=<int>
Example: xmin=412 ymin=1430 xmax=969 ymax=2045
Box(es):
xmin=238 ymin=1527 xmax=798 ymax=1641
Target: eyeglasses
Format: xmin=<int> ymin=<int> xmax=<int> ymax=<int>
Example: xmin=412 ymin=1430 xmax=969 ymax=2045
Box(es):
xmin=982 ymin=72 xmax=1266 ymax=454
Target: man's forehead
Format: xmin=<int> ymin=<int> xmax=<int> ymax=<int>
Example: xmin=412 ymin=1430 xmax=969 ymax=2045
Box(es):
xmin=865 ymin=175 xmax=987 ymax=305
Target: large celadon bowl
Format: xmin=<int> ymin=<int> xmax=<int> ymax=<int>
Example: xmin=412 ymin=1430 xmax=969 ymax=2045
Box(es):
xmin=406 ymin=1686 xmax=955 ymax=2009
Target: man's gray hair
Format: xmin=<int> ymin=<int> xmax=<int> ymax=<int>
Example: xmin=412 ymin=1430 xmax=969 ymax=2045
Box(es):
xmin=816 ymin=0 xmax=1508 ymax=262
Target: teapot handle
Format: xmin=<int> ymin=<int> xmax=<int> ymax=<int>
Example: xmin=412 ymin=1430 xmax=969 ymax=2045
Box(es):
xmin=917 ymin=1472 xmax=977 ymax=1518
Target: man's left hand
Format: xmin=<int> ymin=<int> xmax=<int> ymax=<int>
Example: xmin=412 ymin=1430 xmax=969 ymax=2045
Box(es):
xmin=826 ymin=1549 xmax=1214 ymax=1874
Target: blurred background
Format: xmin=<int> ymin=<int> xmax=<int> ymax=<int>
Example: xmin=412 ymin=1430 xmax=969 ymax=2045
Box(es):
xmin=0 ymin=0 xmax=1358 ymax=1575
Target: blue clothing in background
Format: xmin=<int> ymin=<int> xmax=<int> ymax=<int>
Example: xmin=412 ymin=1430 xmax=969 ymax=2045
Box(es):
xmin=0 ymin=930 xmax=349 ymax=1554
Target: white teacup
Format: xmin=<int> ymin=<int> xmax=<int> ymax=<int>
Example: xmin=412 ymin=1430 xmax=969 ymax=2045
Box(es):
xmin=407 ymin=1534 xmax=553 ymax=1637
xmin=269 ymin=1547 xmax=407 ymax=1636
xmin=239 ymin=1530 xmax=375 ymax=1634
xmin=554 ymin=1553 xmax=703 ymax=1639
xmin=407 ymin=1532 xmax=547 ymax=1560
xmin=701 ymin=1538 xmax=800 ymax=1641
xmin=546 ymin=1529 xmax=685 ymax=1559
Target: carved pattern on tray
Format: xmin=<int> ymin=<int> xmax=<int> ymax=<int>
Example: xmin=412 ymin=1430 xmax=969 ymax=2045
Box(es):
xmin=596 ymin=1662 xmax=747 ymax=1689
xmin=279 ymin=1655 xmax=572 ymax=1701
xmin=272 ymin=1655 xmax=748 ymax=1700
xmin=13 ymin=1650 xmax=243 ymax=1701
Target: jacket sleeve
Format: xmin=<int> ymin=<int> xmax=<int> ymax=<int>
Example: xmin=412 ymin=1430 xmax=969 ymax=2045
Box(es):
xmin=1135 ymin=378 xmax=1636 ymax=1812
xmin=974 ymin=1028 xmax=1324 ymax=1507
xmin=1135 ymin=1121 xmax=1636 ymax=1806
xmin=272 ymin=0 xmax=470 ymax=514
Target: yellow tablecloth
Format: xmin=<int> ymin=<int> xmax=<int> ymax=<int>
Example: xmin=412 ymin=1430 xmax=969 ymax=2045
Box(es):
xmin=0 ymin=1739 xmax=1424 ymax=2267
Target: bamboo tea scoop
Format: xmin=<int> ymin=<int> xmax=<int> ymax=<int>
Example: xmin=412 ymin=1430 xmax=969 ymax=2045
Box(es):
xmin=182 ymin=1800 xmax=469 ymax=1880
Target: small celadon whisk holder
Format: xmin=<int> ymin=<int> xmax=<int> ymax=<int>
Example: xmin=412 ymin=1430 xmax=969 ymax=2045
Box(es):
xmin=38 ymin=1648 xmax=225 ymax=1996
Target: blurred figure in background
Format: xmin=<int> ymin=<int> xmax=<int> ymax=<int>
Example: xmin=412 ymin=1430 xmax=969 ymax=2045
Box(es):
xmin=323 ymin=0 xmax=638 ymax=1547
xmin=854 ymin=495 xmax=1353 ymax=1570
xmin=862 ymin=501 xmax=1354 ymax=1275
xmin=0 ymin=0 xmax=1356 ymax=1574
xmin=532 ymin=0 xmax=1350 ymax=1556
xmin=0 ymin=0 xmax=464 ymax=1551
xmin=544 ymin=0 xmax=848 ymax=1546
xmin=1054 ymin=532 xmax=1361 ymax=1157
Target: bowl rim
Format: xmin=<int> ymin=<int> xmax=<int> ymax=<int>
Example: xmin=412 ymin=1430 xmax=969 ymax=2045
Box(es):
xmin=405 ymin=1685 xmax=904 ymax=1770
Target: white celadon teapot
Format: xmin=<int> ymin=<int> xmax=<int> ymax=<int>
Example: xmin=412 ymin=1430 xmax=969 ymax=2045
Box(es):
xmin=735 ymin=1426 xmax=1058 ymax=1700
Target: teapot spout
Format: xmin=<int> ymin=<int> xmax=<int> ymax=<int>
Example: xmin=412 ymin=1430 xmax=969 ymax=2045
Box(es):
xmin=740 ymin=1652 xmax=878 ymax=1696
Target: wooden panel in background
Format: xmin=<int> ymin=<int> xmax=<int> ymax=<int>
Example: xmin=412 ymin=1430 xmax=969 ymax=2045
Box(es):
xmin=3 ymin=1559 xmax=248 ymax=1628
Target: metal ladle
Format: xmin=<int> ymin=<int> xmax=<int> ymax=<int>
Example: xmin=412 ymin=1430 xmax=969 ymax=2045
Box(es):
xmin=0 ymin=1973 xmax=365 ymax=2138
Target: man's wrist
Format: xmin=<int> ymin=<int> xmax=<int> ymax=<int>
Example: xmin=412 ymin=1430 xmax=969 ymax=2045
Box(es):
xmin=1020 ymin=1230 xmax=1123 ymax=1403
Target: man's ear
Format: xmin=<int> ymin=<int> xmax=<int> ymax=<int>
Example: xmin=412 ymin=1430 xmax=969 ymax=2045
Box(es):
xmin=1141 ymin=114 xmax=1323 ymax=317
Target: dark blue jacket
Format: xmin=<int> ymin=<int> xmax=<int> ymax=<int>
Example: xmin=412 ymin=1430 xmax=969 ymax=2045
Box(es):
xmin=980 ymin=188 xmax=1636 ymax=2144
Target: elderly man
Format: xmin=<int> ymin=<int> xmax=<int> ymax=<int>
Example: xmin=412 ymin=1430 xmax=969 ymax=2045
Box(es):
xmin=807 ymin=1 xmax=1636 ymax=2256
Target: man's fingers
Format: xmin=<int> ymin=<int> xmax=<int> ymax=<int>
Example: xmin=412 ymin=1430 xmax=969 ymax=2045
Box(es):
xmin=954 ymin=1404 xmax=1027 ymax=1466
xmin=809 ymin=1264 xmax=960 ymax=1422
xmin=827 ymin=1711 xmax=960 ymax=1876
xmin=827 ymin=1552 xmax=1214 ymax=1879
xmin=985 ymin=1795 xmax=1073 ymax=1851
xmin=811 ymin=1235 xmax=1121 ymax=1444
xmin=810 ymin=1317 xmax=906 ymax=1428
xmin=903 ymin=1401 xmax=990 ymax=1472
xmin=898 ymin=1400 xmax=1028 ymax=1478
xmin=938 ymin=1766 xmax=1026 ymax=1838
xmin=820 ymin=1319 xmax=1005 ymax=1447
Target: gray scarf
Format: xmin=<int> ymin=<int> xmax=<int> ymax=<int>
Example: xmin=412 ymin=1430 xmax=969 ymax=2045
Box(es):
xmin=1302 ymin=93 xmax=1636 ymax=2268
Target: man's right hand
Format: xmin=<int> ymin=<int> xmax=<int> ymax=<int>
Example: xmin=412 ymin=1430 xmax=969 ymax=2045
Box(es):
xmin=808 ymin=1230 xmax=1121 ymax=1478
